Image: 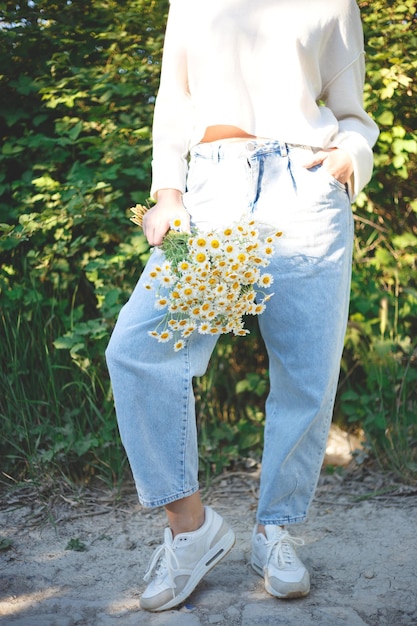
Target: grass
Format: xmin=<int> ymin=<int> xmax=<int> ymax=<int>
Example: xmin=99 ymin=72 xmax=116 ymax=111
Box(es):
xmin=1 ymin=295 xmax=416 ymax=488
xmin=0 ymin=305 xmax=125 ymax=487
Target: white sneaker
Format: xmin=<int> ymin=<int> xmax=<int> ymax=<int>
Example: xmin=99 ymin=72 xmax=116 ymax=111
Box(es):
xmin=140 ymin=506 xmax=235 ymax=612
xmin=251 ymin=525 xmax=310 ymax=598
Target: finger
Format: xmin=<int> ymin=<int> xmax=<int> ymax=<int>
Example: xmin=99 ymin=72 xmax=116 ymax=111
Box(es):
xmin=302 ymin=151 xmax=328 ymax=169
xmin=143 ymin=219 xmax=165 ymax=247
xmin=302 ymin=157 xmax=324 ymax=169
xmin=152 ymin=222 xmax=170 ymax=246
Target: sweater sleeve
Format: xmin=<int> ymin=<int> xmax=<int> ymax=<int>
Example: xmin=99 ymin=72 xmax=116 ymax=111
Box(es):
xmin=321 ymin=3 xmax=379 ymax=199
xmin=323 ymin=53 xmax=379 ymax=200
xmin=150 ymin=1 xmax=192 ymax=200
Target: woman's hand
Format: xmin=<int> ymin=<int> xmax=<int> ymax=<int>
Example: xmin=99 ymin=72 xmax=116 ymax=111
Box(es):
xmin=142 ymin=189 xmax=190 ymax=246
xmin=302 ymin=148 xmax=353 ymax=185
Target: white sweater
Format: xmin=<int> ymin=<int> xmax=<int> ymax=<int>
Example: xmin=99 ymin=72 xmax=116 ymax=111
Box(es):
xmin=151 ymin=0 xmax=379 ymax=200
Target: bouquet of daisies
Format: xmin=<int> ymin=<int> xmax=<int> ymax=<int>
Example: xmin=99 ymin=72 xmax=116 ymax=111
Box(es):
xmin=130 ymin=204 xmax=282 ymax=352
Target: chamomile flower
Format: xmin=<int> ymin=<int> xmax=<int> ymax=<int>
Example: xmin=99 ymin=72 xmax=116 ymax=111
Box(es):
xmin=262 ymin=243 xmax=274 ymax=256
xmin=193 ymin=251 xmax=208 ymax=264
xmin=161 ymin=275 xmax=175 ymax=287
xmin=252 ymin=303 xmax=266 ymax=315
xmin=179 ymin=260 xmax=190 ymax=272
xmin=259 ymin=273 xmax=274 ymax=287
xmin=182 ymin=323 xmax=197 ymax=337
xmin=208 ymin=236 xmax=221 ymax=250
xmin=181 ymin=286 xmax=196 ymax=299
xmin=235 ymin=328 xmax=250 ymax=336
xmin=155 ymin=297 xmax=169 ymax=309
xmin=157 ymin=330 xmax=173 ymax=343
xmin=170 ymin=216 xmax=186 ymax=231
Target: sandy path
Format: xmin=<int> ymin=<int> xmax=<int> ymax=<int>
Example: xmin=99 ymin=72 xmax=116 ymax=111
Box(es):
xmin=1 ymin=462 xmax=416 ymax=626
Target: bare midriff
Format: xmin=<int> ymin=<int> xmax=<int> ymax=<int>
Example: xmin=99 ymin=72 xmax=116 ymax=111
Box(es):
xmin=200 ymin=125 xmax=257 ymax=143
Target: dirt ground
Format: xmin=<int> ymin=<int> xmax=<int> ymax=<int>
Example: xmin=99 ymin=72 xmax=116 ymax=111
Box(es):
xmin=1 ymin=427 xmax=417 ymax=626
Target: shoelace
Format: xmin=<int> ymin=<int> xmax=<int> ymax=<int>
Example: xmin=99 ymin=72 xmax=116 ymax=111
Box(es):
xmin=143 ymin=539 xmax=180 ymax=588
xmin=265 ymin=530 xmax=305 ymax=569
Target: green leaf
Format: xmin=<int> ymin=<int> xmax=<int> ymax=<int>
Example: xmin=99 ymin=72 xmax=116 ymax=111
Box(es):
xmin=0 ymin=538 xmax=13 ymax=552
xmin=376 ymin=111 xmax=394 ymax=126
xmin=65 ymin=538 xmax=87 ymax=552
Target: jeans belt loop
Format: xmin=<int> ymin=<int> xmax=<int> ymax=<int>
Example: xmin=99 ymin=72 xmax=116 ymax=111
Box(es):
xmin=280 ymin=141 xmax=288 ymax=157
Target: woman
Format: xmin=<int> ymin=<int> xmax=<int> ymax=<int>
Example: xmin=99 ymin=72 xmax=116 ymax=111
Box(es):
xmin=106 ymin=0 xmax=378 ymax=612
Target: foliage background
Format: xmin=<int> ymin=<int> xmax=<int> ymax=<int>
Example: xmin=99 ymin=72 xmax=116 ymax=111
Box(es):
xmin=1 ymin=0 xmax=416 ymax=486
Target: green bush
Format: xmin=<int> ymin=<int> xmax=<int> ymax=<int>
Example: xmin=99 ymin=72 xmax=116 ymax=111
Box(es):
xmin=0 ymin=0 xmax=164 ymax=482
xmin=338 ymin=0 xmax=417 ymax=480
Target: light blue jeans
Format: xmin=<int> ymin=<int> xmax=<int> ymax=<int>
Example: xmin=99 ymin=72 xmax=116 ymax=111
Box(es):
xmin=106 ymin=140 xmax=353 ymax=525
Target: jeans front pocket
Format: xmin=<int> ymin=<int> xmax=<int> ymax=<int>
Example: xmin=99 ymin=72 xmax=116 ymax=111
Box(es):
xmin=317 ymin=163 xmax=349 ymax=194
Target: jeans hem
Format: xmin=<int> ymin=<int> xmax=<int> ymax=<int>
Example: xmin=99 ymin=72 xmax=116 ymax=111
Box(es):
xmin=138 ymin=484 xmax=200 ymax=509
xmin=257 ymin=515 xmax=307 ymax=526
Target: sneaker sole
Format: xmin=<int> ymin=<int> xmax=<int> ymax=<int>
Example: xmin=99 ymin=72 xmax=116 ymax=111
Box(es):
xmin=251 ymin=558 xmax=310 ymax=599
xmin=150 ymin=526 xmax=236 ymax=612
